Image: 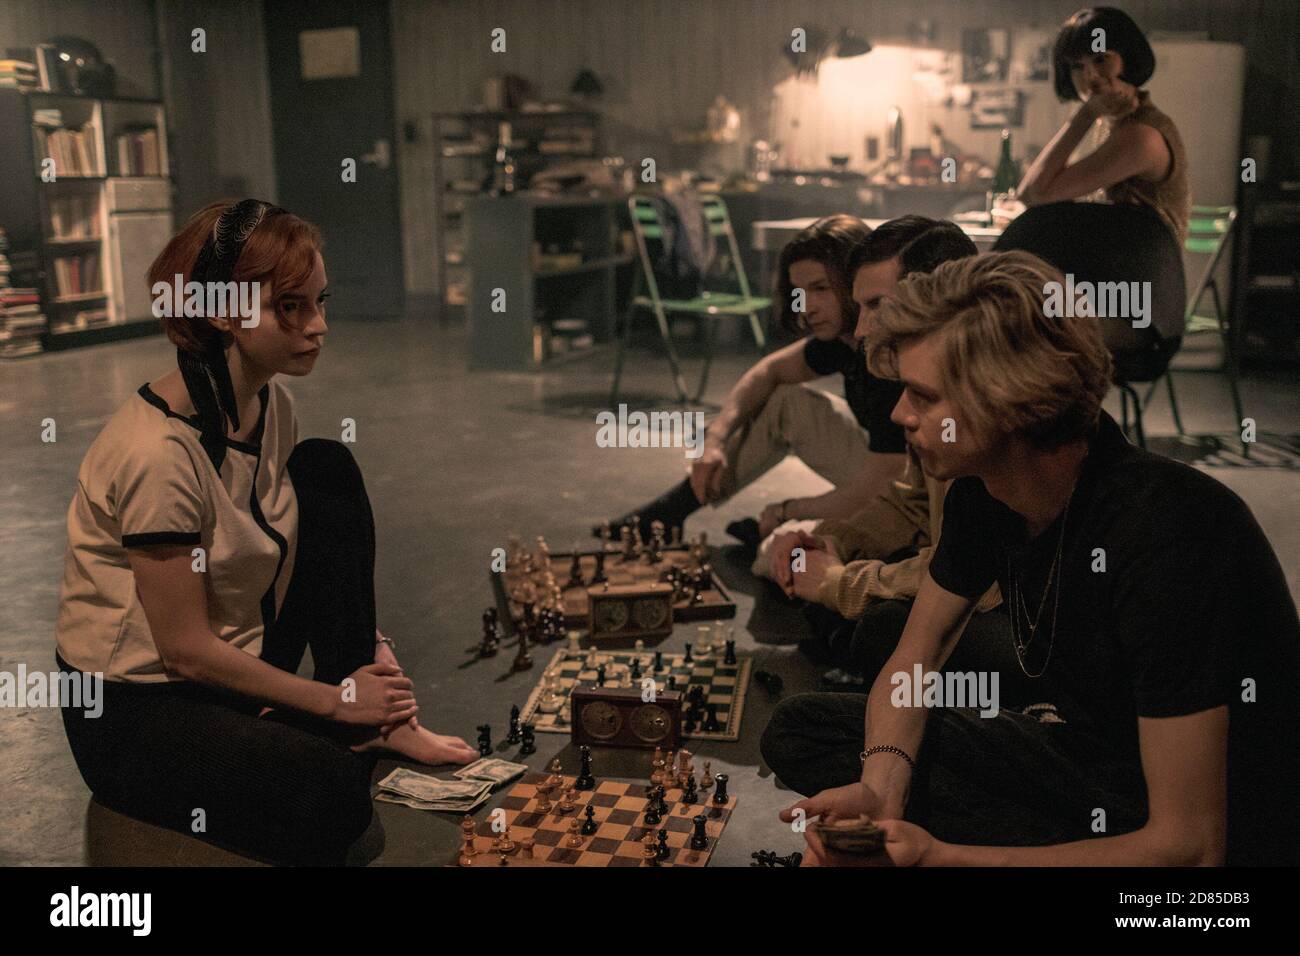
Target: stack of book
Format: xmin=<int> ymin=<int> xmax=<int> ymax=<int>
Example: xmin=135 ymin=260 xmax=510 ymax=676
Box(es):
xmin=0 ymin=56 xmax=39 ymax=90
xmin=4 ymin=45 xmax=57 ymax=91
xmin=0 ymin=228 xmax=47 ymax=358
xmin=114 ymin=125 xmax=162 ymax=176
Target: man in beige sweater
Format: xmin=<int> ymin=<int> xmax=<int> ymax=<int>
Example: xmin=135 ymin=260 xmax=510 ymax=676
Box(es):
xmin=764 ymin=223 xmax=1002 ymax=676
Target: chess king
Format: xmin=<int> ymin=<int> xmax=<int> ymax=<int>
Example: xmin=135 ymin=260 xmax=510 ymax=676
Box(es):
xmin=54 ymin=200 xmax=478 ymax=866
xmin=763 ymin=251 xmax=1300 ymax=866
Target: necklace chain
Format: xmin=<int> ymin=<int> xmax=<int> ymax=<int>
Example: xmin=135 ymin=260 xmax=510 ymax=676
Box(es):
xmin=1007 ymin=483 xmax=1077 ymax=679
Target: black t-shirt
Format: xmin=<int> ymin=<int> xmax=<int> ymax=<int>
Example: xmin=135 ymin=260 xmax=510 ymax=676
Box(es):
xmin=929 ymin=411 xmax=1300 ymax=865
xmin=803 ymin=337 xmax=905 ymax=454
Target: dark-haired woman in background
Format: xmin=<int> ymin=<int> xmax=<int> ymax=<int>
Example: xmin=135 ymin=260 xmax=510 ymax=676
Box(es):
xmin=597 ymin=215 xmax=907 ymax=545
xmin=1018 ymin=6 xmax=1190 ymax=242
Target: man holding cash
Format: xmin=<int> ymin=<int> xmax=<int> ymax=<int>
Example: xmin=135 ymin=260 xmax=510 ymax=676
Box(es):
xmin=761 ymin=252 xmax=1300 ymax=866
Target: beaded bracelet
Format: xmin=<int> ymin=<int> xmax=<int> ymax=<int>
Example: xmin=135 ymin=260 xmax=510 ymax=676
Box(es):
xmin=859 ymin=745 xmax=915 ymax=771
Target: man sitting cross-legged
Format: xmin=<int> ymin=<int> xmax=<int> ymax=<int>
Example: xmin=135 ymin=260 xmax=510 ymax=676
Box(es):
xmin=761 ymin=251 xmax=1300 ymax=866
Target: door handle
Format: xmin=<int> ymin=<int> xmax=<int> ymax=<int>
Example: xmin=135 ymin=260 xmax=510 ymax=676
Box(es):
xmin=360 ymin=138 xmax=391 ymax=170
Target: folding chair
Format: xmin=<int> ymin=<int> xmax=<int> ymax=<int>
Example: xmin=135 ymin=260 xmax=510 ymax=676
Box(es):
xmin=612 ymin=194 xmax=771 ymax=405
xmin=1143 ymin=205 xmax=1245 ymax=449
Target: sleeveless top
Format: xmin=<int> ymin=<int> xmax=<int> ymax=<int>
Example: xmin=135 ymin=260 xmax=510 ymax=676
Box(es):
xmin=1094 ymin=91 xmax=1190 ymax=243
xmin=56 ymin=379 xmax=300 ymax=682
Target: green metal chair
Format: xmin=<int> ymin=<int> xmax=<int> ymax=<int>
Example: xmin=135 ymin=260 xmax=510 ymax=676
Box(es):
xmin=1145 ymin=205 xmax=1245 ymax=446
xmin=612 ymin=194 xmax=770 ymax=405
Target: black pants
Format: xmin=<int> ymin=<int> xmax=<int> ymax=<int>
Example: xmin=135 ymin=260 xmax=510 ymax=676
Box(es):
xmin=761 ymin=694 xmax=1150 ymax=848
xmin=60 ymin=439 xmax=380 ymax=865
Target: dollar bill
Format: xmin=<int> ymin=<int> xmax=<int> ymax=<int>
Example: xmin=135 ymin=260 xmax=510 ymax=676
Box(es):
xmin=810 ymin=816 xmax=886 ymax=856
xmin=453 ymin=757 xmax=528 ymax=787
xmin=376 ymin=768 xmax=491 ymax=806
xmin=374 ymin=788 xmax=491 ymax=813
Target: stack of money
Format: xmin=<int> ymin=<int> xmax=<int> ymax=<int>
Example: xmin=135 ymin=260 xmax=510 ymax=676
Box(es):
xmin=809 ymin=816 xmax=886 ymax=856
xmin=374 ymin=768 xmax=492 ymax=813
xmin=374 ymin=758 xmax=530 ymax=813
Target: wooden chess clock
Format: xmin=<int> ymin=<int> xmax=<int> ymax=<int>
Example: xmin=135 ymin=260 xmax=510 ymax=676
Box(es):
xmin=586 ymin=582 xmax=674 ymax=640
xmin=571 ymin=685 xmax=682 ymax=749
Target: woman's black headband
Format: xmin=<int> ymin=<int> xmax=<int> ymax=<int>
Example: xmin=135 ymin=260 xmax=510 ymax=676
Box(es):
xmin=179 ymin=199 xmax=287 ymax=473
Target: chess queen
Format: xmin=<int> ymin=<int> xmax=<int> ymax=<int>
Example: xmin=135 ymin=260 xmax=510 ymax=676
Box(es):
xmin=54 ymin=200 xmax=478 ymax=865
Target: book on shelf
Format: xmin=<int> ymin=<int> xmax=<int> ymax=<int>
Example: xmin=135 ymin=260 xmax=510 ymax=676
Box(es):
xmin=114 ymin=126 xmax=162 ymax=176
xmin=48 ymin=194 xmax=100 ymax=239
xmin=4 ymin=45 xmax=56 ymax=92
xmin=52 ymin=252 xmax=101 ymax=296
xmin=35 ymin=126 xmax=100 ymax=177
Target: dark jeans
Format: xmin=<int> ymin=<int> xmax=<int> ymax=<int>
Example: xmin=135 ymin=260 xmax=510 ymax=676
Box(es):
xmin=60 ymin=439 xmax=380 ymax=865
xmin=761 ymin=692 xmax=1150 ymax=847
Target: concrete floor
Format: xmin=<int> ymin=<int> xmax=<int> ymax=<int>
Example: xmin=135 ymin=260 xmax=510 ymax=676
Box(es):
xmin=1 ymin=315 xmax=1297 ymax=866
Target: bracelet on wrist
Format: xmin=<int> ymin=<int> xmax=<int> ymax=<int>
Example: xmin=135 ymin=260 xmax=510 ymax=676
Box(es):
xmin=860 ymin=744 xmax=915 ymax=771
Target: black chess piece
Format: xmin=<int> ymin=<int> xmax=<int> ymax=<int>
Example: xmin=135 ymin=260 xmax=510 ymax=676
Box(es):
xmin=566 ymin=551 xmax=584 ymax=589
xmin=683 ymin=643 xmax=693 ymax=663
xmin=751 ymin=849 xmax=777 ymax=867
xmin=653 ymin=650 xmax=663 ymax=672
xmin=512 ymin=630 xmax=533 ymax=671
xmin=703 ymin=702 xmax=721 ymax=733
xmin=776 ymin=851 xmax=803 ymax=867
xmin=682 ymin=709 xmax=697 ymax=734
xmin=724 ymin=639 xmax=736 ymax=665
xmin=653 ymin=785 xmax=668 ymax=816
xmin=644 ymin=802 xmax=661 ymax=826
xmin=592 ymin=550 xmax=607 ymax=585
xmin=479 ymin=609 xmax=500 ymax=657
xmin=574 ymin=745 xmax=596 ymax=790
xmin=712 ymin=772 xmax=730 ymax=805
xmin=666 ymin=674 xmax=677 ymax=691
xmin=690 ymin=814 xmax=709 ymax=851
xmin=681 ymin=773 xmax=698 ymax=804
xmin=630 ymin=657 xmax=642 ymax=680
xmin=596 ymin=663 xmax=607 ymax=685
xmin=477 ymin=724 xmax=492 ymax=756
xmin=518 ymin=723 xmax=536 ymax=756
xmin=580 ymin=804 xmax=598 ymax=835
xmin=655 ymin=828 xmax=671 ymax=862
xmin=506 ymin=705 xmax=522 ymax=744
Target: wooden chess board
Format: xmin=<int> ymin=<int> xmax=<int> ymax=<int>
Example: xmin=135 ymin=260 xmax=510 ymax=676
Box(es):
xmin=493 ymin=546 xmax=736 ymax=635
xmin=458 ymin=773 xmax=735 ymax=867
xmin=519 ymin=647 xmax=751 ymax=742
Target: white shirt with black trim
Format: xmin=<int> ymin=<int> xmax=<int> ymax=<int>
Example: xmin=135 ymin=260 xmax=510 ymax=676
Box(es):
xmin=56 ymin=379 xmax=299 ymax=682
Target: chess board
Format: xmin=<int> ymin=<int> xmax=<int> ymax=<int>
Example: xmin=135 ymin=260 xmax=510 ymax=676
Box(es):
xmin=493 ymin=546 xmax=736 ymax=635
xmin=458 ymin=773 xmax=735 ymax=867
xmin=519 ymin=647 xmax=751 ymax=742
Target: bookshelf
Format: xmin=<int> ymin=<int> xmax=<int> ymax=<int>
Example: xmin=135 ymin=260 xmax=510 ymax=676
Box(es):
xmin=0 ymin=88 xmax=173 ymax=354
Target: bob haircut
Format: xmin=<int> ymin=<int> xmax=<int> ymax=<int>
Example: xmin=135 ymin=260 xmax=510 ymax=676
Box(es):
xmin=864 ymin=251 xmax=1113 ymax=450
xmin=147 ymin=200 xmax=324 ymax=355
xmin=1052 ymin=6 xmax=1156 ymax=102
xmin=774 ymin=214 xmax=872 ymax=336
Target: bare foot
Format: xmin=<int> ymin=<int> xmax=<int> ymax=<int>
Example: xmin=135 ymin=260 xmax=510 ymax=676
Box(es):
xmin=352 ymin=723 xmax=478 ymax=765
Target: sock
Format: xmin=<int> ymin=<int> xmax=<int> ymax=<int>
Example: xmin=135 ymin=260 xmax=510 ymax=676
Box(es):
xmin=607 ymin=478 xmax=701 ymax=533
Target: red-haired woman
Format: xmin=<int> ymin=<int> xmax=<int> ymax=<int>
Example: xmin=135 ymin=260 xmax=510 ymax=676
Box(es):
xmin=55 ymin=200 xmax=476 ymax=864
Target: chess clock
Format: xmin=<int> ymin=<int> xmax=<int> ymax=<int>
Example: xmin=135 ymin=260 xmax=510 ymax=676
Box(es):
xmin=571 ymin=684 xmax=683 ymax=749
xmin=586 ymin=582 xmax=674 ymax=640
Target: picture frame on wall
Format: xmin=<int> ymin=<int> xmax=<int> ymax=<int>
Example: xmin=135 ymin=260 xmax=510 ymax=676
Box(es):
xmin=962 ymin=28 xmax=1010 ymax=83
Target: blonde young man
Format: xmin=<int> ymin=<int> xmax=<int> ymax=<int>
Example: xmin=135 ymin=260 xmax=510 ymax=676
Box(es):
xmin=762 ymin=251 xmax=1299 ymax=866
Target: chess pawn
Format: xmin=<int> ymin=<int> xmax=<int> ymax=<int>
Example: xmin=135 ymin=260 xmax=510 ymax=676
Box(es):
xmin=567 ymin=818 xmax=584 ymax=848
xmin=535 ymin=779 xmax=553 ymax=813
xmin=642 ymin=831 xmax=657 ymax=861
xmin=700 ymin=760 xmax=714 ymax=791
xmin=497 ymin=827 xmax=515 ymax=853
xmin=650 ymin=747 xmax=665 ymax=787
xmin=695 ymin=624 xmax=712 ymax=658
xmin=677 ymin=748 xmax=693 ymax=786
xmin=663 ymin=750 xmax=676 ymax=789
xmin=559 ymin=788 xmax=576 ymax=813
xmin=520 ymin=836 xmax=535 ymax=859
